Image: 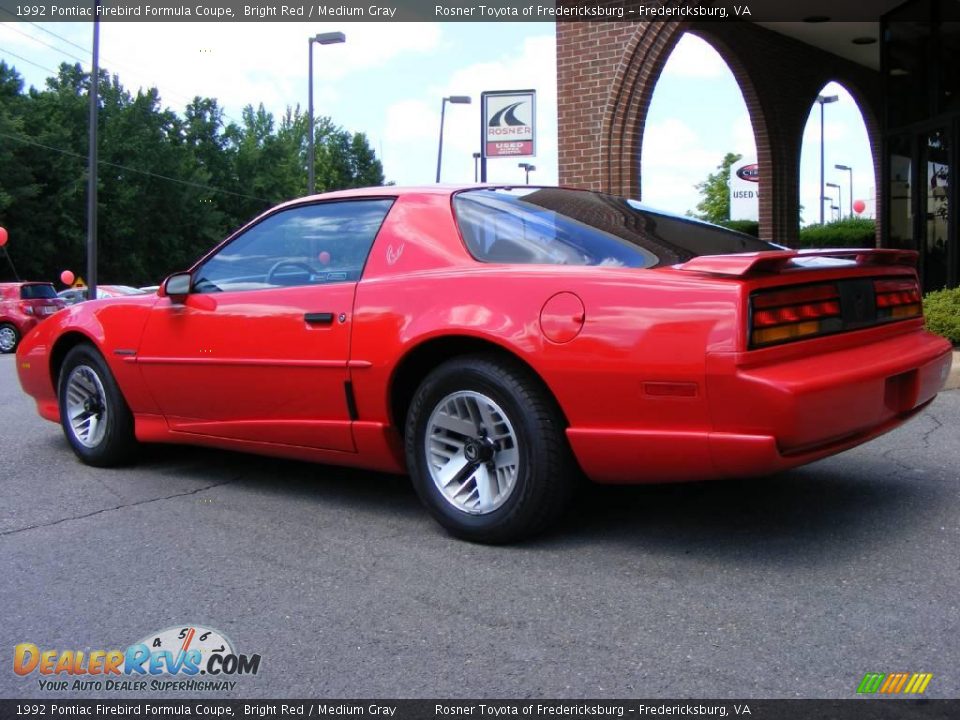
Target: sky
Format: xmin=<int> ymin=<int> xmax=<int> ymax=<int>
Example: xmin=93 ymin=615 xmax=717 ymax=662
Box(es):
xmin=0 ymin=21 xmax=875 ymax=224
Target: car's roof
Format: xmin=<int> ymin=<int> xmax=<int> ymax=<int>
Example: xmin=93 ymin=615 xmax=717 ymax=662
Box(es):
xmin=274 ymin=184 xmax=608 ymax=214
xmin=263 ymin=184 xmax=469 ymax=216
xmin=309 ymin=185 xmax=464 ymax=199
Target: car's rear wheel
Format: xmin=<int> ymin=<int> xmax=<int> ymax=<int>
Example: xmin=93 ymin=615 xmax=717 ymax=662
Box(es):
xmin=0 ymin=323 xmax=19 ymax=354
xmin=58 ymin=344 xmax=137 ymax=467
xmin=405 ymin=355 xmax=575 ymax=543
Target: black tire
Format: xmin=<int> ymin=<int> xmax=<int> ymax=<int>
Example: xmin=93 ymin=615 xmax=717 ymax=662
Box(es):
xmin=405 ymin=354 xmax=575 ymax=543
xmin=57 ymin=344 xmax=137 ymax=467
xmin=0 ymin=323 xmax=19 ymax=354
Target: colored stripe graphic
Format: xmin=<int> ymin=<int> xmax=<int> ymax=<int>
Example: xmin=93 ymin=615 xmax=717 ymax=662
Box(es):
xmin=904 ymin=673 xmax=933 ymax=694
xmin=857 ymin=673 xmax=885 ymax=694
xmin=880 ymin=672 xmax=909 ymax=694
xmin=858 ymin=672 xmax=932 ymax=694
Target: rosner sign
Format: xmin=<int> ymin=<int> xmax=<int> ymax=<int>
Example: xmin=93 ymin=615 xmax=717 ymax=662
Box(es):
xmin=730 ymin=157 xmax=759 ymax=221
xmin=482 ymin=90 xmax=536 ymax=158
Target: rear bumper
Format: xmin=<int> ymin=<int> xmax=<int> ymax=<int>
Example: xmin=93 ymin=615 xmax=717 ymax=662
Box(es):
xmin=568 ymin=327 xmax=952 ymax=484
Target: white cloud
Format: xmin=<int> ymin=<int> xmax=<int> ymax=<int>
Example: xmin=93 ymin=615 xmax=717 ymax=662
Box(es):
xmin=380 ymin=34 xmax=557 ymax=186
xmin=641 ymin=118 xmax=724 ymax=211
xmin=92 ymin=22 xmax=442 ymax=118
xmin=659 ymin=34 xmax=726 ymax=79
xmin=383 ymin=99 xmax=438 ymax=143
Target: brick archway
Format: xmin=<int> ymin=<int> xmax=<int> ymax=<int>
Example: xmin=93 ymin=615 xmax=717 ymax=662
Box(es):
xmin=600 ymin=23 xmax=775 ymax=236
xmin=599 ymin=20 xmax=687 ymax=199
xmin=557 ymin=19 xmax=883 ymax=247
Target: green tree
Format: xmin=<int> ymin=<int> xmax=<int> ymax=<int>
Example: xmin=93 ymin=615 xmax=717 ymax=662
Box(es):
xmin=0 ymin=62 xmax=39 ymax=218
xmin=690 ymin=152 xmax=742 ymax=223
xmin=0 ymin=61 xmax=385 ymax=286
xmin=3 ymin=63 xmax=91 ymax=282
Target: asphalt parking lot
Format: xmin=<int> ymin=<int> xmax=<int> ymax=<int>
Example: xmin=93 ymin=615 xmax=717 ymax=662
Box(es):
xmin=1 ymin=353 xmax=958 ymax=700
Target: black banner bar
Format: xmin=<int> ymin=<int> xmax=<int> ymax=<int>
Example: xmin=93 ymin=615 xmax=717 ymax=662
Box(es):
xmin=0 ymin=0 xmax=917 ymax=23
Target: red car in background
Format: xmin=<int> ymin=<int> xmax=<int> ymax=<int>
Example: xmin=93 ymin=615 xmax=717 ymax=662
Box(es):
xmin=0 ymin=282 xmax=65 ymax=353
xmin=15 ymin=186 xmax=954 ymax=542
xmin=58 ymin=285 xmax=147 ymax=305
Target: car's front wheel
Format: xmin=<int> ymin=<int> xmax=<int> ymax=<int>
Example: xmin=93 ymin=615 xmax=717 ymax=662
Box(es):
xmin=0 ymin=323 xmax=19 ymax=354
xmin=405 ymin=355 xmax=575 ymax=543
xmin=58 ymin=344 xmax=137 ymax=467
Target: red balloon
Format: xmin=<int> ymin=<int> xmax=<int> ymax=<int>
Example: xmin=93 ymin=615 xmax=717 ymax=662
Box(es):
xmin=853 ymin=199 xmax=866 ymax=214
xmin=60 ymin=270 xmax=75 ymax=286
xmin=318 ymin=251 xmax=331 ymax=265
xmin=0 ymin=226 xmax=7 ymax=247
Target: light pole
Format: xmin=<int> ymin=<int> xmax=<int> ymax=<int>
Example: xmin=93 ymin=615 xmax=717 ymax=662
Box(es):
xmin=816 ymin=94 xmax=838 ymax=224
xmin=87 ymin=0 xmax=100 ymax=301
xmin=436 ymin=95 xmax=471 ymax=183
xmin=835 ymin=164 xmax=853 ymax=218
xmin=308 ymin=31 xmax=345 ymax=195
xmin=826 ymin=182 xmax=842 ymax=221
xmin=472 ymin=152 xmax=481 ymax=182
xmin=831 ymin=204 xmax=840 ymax=222
xmin=518 ymin=162 xmax=536 ymax=184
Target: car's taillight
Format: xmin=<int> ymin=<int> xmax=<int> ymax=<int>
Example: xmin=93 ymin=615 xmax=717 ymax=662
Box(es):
xmin=20 ymin=302 xmax=34 ymax=315
xmin=750 ymin=283 xmax=842 ymax=347
xmin=874 ymin=278 xmax=922 ymax=320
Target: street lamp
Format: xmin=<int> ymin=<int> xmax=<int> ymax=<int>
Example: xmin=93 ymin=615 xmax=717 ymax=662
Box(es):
xmin=436 ymin=95 xmax=472 ymax=183
xmin=87 ymin=0 xmax=101 ymax=302
xmin=835 ymin=164 xmax=853 ymax=218
xmin=308 ymin=31 xmax=346 ymax=195
xmin=472 ymin=152 xmax=481 ymax=183
xmin=816 ymin=94 xmax=839 ymax=224
xmin=831 ymin=204 xmax=841 ymax=222
xmin=518 ymin=162 xmax=536 ymax=184
xmin=826 ymin=182 xmax=842 ymax=221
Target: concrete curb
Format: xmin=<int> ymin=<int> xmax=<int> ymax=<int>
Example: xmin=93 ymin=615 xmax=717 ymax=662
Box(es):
xmin=946 ymin=350 xmax=960 ymax=391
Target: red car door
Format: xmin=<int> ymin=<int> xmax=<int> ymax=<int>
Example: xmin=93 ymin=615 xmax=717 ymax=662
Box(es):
xmin=136 ymin=198 xmax=394 ymax=453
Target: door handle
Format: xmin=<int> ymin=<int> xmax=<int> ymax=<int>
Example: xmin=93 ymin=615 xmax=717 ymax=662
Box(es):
xmin=304 ymin=312 xmax=334 ymax=325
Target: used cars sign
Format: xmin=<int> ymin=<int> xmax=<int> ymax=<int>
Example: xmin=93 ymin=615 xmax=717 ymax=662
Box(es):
xmin=730 ymin=157 xmax=759 ymax=221
xmin=482 ymin=89 xmax=536 ymax=158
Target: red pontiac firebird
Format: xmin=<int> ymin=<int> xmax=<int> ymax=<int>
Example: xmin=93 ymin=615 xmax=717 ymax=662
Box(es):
xmin=16 ymin=186 xmax=954 ymax=541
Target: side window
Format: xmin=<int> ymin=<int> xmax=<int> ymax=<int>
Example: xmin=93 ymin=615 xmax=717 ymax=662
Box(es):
xmin=193 ymin=199 xmax=394 ymax=293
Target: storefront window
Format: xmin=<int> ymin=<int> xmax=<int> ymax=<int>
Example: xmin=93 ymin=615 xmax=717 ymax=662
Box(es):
xmin=888 ymin=135 xmax=914 ymax=250
xmin=923 ymin=130 xmax=950 ymax=290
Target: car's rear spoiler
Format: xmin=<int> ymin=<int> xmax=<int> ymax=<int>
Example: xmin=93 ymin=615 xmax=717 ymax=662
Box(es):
xmin=674 ymin=248 xmax=918 ymax=277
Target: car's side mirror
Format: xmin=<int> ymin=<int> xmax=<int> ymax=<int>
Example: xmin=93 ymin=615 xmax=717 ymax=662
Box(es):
xmin=160 ymin=272 xmax=192 ymax=301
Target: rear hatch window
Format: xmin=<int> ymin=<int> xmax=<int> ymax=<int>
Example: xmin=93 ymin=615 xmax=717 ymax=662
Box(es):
xmin=453 ymin=188 xmax=779 ymax=267
xmin=20 ymin=284 xmax=58 ymax=300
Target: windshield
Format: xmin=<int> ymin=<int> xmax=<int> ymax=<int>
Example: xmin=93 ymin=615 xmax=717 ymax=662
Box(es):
xmin=453 ymin=188 xmax=777 ymax=267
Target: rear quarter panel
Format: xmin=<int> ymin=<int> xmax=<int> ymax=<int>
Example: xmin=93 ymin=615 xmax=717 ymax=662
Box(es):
xmin=354 ymin=195 xmax=744 ymax=436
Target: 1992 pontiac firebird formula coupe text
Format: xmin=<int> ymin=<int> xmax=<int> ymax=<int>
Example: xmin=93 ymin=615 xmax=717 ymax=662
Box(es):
xmin=16 ymin=186 xmax=954 ymax=542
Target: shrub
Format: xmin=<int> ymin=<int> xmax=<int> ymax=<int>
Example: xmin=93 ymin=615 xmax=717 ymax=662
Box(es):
xmin=923 ymin=287 xmax=960 ymax=345
xmin=799 ymin=218 xmax=876 ymax=249
xmin=717 ymin=219 xmax=759 ymax=237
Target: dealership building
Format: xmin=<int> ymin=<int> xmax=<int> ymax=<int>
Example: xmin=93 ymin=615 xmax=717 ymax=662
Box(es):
xmin=556 ymin=0 xmax=958 ymax=290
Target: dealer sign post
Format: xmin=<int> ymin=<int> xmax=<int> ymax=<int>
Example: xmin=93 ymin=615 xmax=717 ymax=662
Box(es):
xmin=479 ymin=89 xmax=536 ymax=182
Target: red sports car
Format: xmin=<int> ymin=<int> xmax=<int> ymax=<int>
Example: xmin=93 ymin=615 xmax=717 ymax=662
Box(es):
xmin=15 ymin=186 xmax=954 ymax=541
